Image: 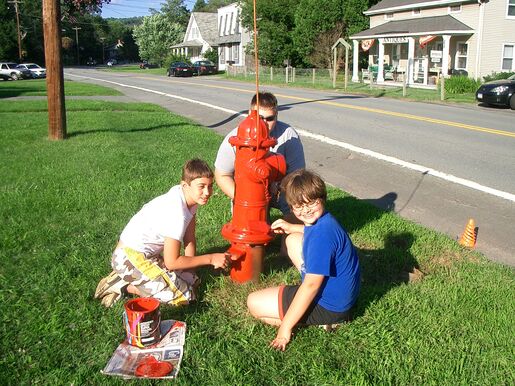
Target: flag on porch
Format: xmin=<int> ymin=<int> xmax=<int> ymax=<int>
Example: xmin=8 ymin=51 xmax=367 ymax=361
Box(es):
xmin=361 ymin=39 xmax=375 ymax=51
xmin=419 ymin=35 xmax=436 ymax=48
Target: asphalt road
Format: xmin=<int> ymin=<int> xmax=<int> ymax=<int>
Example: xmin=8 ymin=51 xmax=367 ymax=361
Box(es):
xmin=64 ymin=68 xmax=515 ymax=266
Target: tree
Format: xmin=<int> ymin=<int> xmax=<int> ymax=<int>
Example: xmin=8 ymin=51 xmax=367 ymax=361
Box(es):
xmin=159 ymin=0 xmax=190 ymax=27
xmin=133 ymin=13 xmax=184 ymax=66
xmin=192 ymin=0 xmax=207 ymax=12
xmin=0 ymin=0 xmax=17 ymax=59
xmin=293 ymin=0 xmax=344 ymax=67
xmin=239 ymin=0 xmax=300 ymax=66
xmin=307 ymin=22 xmax=345 ymax=69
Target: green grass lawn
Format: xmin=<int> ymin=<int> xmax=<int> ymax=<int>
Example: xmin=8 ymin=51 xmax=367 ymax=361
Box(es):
xmin=0 ymin=78 xmax=122 ymax=98
xmin=0 ymin=82 xmax=513 ymax=385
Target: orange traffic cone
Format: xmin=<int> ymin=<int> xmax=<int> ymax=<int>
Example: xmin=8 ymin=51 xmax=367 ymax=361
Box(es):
xmin=459 ymin=218 xmax=477 ymax=248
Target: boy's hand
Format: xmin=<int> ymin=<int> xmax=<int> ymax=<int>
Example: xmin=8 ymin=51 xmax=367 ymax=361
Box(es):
xmin=210 ymin=253 xmax=229 ymax=270
xmin=270 ymin=326 xmax=292 ymax=351
xmin=271 ymin=219 xmax=292 ymax=234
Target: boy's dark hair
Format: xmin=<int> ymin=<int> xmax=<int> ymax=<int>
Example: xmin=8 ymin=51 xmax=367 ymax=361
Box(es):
xmin=250 ymin=92 xmax=278 ymax=112
xmin=182 ymin=159 xmax=214 ymax=184
xmin=281 ymin=169 xmax=327 ymax=207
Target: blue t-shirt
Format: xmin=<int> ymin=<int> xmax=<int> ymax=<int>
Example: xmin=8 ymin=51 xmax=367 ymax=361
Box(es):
xmin=302 ymin=211 xmax=360 ymax=312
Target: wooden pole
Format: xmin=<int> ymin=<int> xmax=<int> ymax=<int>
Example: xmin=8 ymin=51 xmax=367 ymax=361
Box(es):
xmin=43 ymin=0 xmax=67 ymax=140
xmin=73 ymin=27 xmax=81 ymax=66
xmin=440 ymin=72 xmax=445 ymax=101
xmin=332 ymin=48 xmax=337 ymax=88
xmin=9 ymin=0 xmax=23 ymax=61
xmin=344 ymin=48 xmax=349 ymax=91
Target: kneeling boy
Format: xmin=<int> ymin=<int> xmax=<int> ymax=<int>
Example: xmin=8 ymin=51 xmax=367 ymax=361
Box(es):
xmin=95 ymin=159 xmax=228 ymax=307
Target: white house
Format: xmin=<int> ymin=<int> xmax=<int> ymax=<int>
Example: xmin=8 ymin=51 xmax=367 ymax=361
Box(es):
xmin=217 ymin=3 xmax=252 ymax=71
xmin=350 ymin=0 xmax=515 ymax=85
xmin=171 ymin=12 xmax=218 ymax=62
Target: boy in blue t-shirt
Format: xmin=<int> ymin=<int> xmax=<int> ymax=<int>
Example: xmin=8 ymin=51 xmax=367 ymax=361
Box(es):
xmin=247 ymin=169 xmax=360 ymax=351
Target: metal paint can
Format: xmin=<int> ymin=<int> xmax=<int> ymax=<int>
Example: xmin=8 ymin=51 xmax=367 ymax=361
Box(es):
xmin=123 ymin=297 xmax=161 ymax=347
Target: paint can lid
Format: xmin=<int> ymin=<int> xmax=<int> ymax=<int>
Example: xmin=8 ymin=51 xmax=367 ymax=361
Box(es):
xmin=135 ymin=355 xmax=173 ymax=378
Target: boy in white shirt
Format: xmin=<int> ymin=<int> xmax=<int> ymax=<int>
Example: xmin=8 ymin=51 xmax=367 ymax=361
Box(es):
xmin=95 ymin=159 xmax=228 ymax=307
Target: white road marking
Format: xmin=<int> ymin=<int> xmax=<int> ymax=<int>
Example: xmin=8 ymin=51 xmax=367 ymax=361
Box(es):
xmin=66 ymin=73 xmax=515 ymax=203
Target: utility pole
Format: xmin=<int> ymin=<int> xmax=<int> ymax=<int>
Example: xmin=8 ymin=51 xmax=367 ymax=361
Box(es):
xmin=43 ymin=0 xmax=66 ymax=140
xmin=8 ymin=0 xmax=23 ymax=61
xmin=72 ymin=26 xmax=81 ymax=65
xmin=100 ymin=37 xmax=105 ymax=64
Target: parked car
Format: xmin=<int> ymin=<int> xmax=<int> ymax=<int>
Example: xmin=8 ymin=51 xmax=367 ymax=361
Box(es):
xmin=86 ymin=58 xmax=97 ymax=66
xmin=107 ymin=59 xmax=117 ymax=66
xmin=0 ymin=62 xmax=31 ymax=80
xmin=476 ymin=74 xmax=515 ymax=110
xmin=17 ymin=63 xmax=46 ymax=78
xmin=139 ymin=60 xmax=157 ymax=69
xmin=167 ymin=62 xmax=193 ymax=77
xmin=191 ymin=60 xmax=217 ymax=75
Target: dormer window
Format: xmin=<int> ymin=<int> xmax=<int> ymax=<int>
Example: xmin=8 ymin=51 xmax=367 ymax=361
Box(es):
xmin=385 ymin=13 xmax=394 ymax=20
xmin=449 ymin=4 xmax=462 ymax=13
xmin=508 ymin=0 xmax=515 ymax=18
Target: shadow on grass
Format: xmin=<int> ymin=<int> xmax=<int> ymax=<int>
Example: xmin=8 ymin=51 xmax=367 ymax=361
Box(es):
xmin=67 ymin=122 xmax=193 ymax=138
xmin=0 ymin=88 xmax=45 ymax=98
xmin=263 ymin=194 xmax=419 ymax=320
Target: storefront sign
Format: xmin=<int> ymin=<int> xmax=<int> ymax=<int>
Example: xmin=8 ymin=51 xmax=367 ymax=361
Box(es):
xmin=430 ymin=50 xmax=443 ymax=59
xmin=383 ymin=37 xmax=408 ymax=44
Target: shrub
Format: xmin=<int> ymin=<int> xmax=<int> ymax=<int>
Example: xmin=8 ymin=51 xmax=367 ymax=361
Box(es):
xmin=163 ymin=53 xmax=191 ymax=69
xmin=444 ymin=75 xmax=481 ymax=94
xmin=483 ymin=71 xmax=515 ymax=83
xmin=203 ymin=49 xmax=219 ymax=66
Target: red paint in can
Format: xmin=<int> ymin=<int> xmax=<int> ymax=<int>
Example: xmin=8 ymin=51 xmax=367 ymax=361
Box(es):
xmin=124 ymin=297 xmax=161 ymax=347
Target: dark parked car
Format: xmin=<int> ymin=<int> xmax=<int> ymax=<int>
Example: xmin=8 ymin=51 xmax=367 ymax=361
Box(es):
xmin=17 ymin=63 xmax=46 ymax=78
xmin=167 ymin=62 xmax=193 ymax=77
xmin=139 ymin=60 xmax=158 ymax=69
xmin=476 ymin=74 xmax=515 ymax=110
xmin=192 ymin=60 xmax=217 ymax=75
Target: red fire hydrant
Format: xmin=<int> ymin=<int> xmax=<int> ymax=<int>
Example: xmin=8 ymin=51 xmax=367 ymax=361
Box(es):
xmin=221 ymin=110 xmax=286 ymax=283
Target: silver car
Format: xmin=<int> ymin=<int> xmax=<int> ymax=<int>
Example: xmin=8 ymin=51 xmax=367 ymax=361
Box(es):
xmin=17 ymin=63 xmax=46 ymax=79
xmin=0 ymin=62 xmax=32 ymax=80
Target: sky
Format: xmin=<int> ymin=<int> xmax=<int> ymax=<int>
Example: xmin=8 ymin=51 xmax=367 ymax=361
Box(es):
xmin=100 ymin=0 xmax=195 ymax=19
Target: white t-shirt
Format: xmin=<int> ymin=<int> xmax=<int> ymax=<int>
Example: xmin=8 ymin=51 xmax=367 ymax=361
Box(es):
xmin=119 ymin=185 xmax=197 ymax=257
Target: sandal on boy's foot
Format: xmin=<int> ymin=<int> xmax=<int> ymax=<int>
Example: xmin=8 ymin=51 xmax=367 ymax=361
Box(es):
xmin=99 ymin=284 xmax=129 ymax=308
xmin=95 ymin=271 xmax=123 ymax=299
xmin=100 ymin=292 xmax=122 ymax=308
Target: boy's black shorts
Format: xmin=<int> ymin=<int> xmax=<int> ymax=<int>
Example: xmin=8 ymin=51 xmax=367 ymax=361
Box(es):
xmin=279 ymin=285 xmax=353 ymax=325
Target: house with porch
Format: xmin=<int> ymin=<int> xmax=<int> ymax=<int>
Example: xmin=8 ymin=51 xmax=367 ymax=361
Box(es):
xmin=217 ymin=3 xmax=252 ymax=71
xmin=350 ymin=0 xmax=515 ymax=86
xmin=171 ymin=12 xmax=218 ymax=63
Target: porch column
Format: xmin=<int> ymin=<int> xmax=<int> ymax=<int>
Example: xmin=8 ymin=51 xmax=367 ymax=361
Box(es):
xmin=352 ymin=40 xmax=359 ymax=82
xmin=407 ymin=37 xmax=415 ymax=84
xmin=442 ymin=35 xmax=451 ymax=77
xmin=377 ymin=38 xmax=385 ymax=83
